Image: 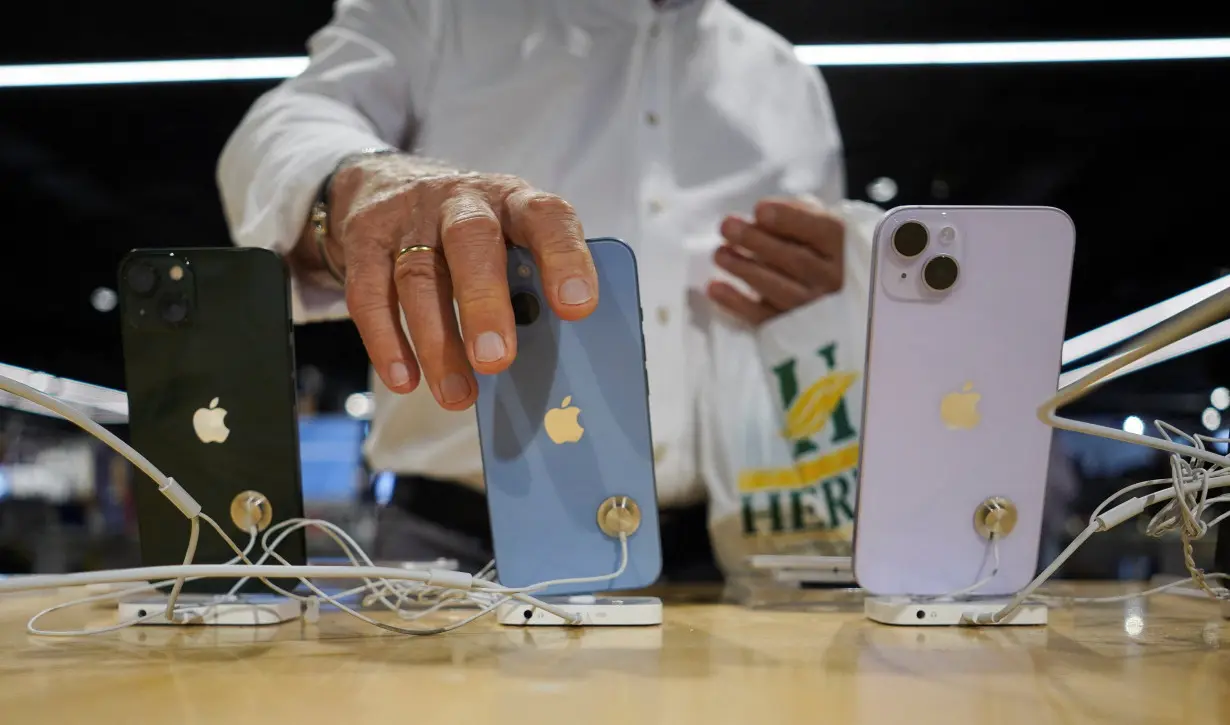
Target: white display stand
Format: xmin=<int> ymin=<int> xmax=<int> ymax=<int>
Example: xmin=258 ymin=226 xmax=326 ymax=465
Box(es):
xmin=748 ymin=554 xmax=856 ymax=585
xmin=864 ymin=595 xmax=1048 ymax=626
xmin=496 ymin=595 xmax=663 ymax=626
xmin=119 ymin=594 xmax=302 ymax=626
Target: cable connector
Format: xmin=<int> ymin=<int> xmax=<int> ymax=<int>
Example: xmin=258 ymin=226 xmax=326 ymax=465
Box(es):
xmin=1095 ymin=497 xmax=1148 ymax=530
xmin=425 ymin=569 xmax=475 ymax=591
xmin=158 ymin=477 xmax=202 ymax=519
xmin=963 ymin=611 xmax=995 ymax=625
xmin=303 ymin=596 xmax=321 ymax=624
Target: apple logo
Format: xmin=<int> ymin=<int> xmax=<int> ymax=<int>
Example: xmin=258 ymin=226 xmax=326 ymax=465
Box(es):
xmin=544 ymin=395 xmax=585 ymax=444
xmin=940 ymin=382 xmax=981 ymax=430
xmin=193 ymin=397 xmax=231 ymax=444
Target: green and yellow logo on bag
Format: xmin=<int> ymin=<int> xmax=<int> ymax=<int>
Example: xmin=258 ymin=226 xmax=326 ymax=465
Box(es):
xmin=737 ymin=341 xmax=860 ymax=537
xmin=781 ymin=369 xmax=858 ymax=442
xmin=772 ymin=342 xmax=859 ymax=460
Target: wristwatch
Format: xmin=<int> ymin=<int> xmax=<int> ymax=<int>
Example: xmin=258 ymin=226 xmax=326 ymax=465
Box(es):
xmin=310 ymin=147 xmax=399 ymax=286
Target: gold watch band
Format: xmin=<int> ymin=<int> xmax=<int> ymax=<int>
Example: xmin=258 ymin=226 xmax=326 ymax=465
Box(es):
xmin=311 ymin=147 xmax=398 ymax=288
xmin=311 ymin=202 xmax=346 ymax=287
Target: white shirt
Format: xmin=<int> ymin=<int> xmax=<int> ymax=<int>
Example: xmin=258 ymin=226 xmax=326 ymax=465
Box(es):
xmin=217 ymin=0 xmax=846 ymax=508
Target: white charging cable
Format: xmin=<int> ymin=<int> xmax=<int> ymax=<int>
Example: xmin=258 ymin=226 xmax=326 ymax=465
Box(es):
xmin=927 ymin=534 xmax=1000 ymax=601
xmin=0 ymin=372 xmax=635 ymax=635
xmin=27 ymin=526 xmax=259 ymax=636
xmin=965 ymin=287 xmax=1230 ymax=624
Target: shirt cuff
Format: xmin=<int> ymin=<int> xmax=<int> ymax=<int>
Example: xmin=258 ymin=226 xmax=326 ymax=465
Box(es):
xmin=223 ymin=126 xmax=395 ymax=322
xmin=281 ymin=143 xmax=395 ymax=324
xmin=284 ymin=140 xmax=391 ymax=324
xmin=290 ymin=281 xmax=351 ymax=323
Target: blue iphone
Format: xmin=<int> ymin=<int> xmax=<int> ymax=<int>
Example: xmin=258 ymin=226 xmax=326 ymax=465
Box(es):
xmin=475 ymin=238 xmax=662 ymax=595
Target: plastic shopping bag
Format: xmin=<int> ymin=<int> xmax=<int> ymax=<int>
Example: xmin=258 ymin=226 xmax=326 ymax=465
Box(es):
xmin=700 ymin=199 xmax=881 ymax=588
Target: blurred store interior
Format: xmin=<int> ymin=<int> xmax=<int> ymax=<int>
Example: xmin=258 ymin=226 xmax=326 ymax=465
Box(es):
xmin=0 ymin=0 xmax=1227 ymax=583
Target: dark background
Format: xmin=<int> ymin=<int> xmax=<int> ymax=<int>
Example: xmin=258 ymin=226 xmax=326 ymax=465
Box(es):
xmin=1 ymin=0 xmax=1227 ymax=415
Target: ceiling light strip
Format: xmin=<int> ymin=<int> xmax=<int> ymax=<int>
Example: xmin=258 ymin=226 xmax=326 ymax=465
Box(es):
xmin=2 ymin=38 xmax=1229 ymax=88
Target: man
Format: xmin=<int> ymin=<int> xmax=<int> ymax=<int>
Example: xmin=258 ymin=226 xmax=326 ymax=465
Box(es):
xmin=218 ymin=0 xmax=860 ymax=579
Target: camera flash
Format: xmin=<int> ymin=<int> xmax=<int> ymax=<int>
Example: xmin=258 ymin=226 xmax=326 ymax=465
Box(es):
xmin=517 ymin=264 xmax=532 ymax=278
xmin=939 ymin=226 xmax=956 ymax=243
xmin=169 ymin=265 xmax=184 ymax=281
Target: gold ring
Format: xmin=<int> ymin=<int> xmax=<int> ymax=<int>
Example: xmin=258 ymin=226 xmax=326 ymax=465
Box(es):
xmin=397 ymin=244 xmax=435 ymax=258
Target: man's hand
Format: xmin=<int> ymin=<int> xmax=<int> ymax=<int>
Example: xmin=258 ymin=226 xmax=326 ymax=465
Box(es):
xmin=706 ymin=197 xmax=844 ymax=326
xmin=324 ymin=155 xmax=598 ymax=410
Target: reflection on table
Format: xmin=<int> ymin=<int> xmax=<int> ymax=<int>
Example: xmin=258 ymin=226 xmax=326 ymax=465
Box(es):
xmin=0 ymin=583 xmax=1225 ymax=724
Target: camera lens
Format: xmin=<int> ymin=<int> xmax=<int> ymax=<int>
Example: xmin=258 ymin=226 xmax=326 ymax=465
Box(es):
xmin=892 ymin=221 xmax=928 ymax=258
xmin=511 ymin=290 xmax=541 ymax=326
xmin=125 ymin=263 xmax=157 ymax=296
xmin=922 ymin=255 xmax=960 ymax=292
xmin=160 ymin=296 xmax=188 ymax=324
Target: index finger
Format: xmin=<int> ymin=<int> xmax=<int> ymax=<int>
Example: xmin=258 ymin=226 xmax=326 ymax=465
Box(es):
xmin=754 ymin=197 xmax=845 ymax=258
xmin=502 ymin=188 xmax=598 ymax=321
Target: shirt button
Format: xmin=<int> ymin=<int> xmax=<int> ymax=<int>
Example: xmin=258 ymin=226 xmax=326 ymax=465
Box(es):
xmin=654 ymin=444 xmax=667 ymax=462
xmin=648 ymin=22 xmax=660 ymax=39
xmin=656 ymin=306 xmax=670 ymax=325
xmin=645 ymin=111 xmax=659 ymax=126
xmin=648 ymin=199 xmax=664 ymax=215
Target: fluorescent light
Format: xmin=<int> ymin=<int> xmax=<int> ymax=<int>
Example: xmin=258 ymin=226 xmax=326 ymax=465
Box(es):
xmin=1061 ymin=275 xmax=1230 ymax=366
xmin=344 ymin=392 xmax=375 ymax=420
xmin=0 ymin=57 xmax=309 ymax=88
xmin=794 ymin=38 xmax=1230 ymax=66
xmin=1202 ymin=407 xmax=1222 ymax=431
xmin=1058 ymin=318 xmax=1230 ymax=389
xmin=1213 ymin=387 xmax=1230 ymax=410
xmin=2 ymin=38 xmax=1229 ymax=88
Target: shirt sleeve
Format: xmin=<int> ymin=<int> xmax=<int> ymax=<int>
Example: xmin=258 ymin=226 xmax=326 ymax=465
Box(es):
xmin=216 ymin=0 xmax=441 ymax=322
xmin=806 ymin=67 xmax=847 ymax=205
xmin=753 ymin=54 xmax=868 ymax=370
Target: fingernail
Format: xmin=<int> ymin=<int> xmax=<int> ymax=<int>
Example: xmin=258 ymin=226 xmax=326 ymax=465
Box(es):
xmin=722 ymin=217 xmax=745 ymax=239
xmin=757 ymin=205 xmax=777 ymax=225
xmin=439 ymin=373 xmax=471 ymax=404
xmin=559 ymin=278 xmax=593 ymax=306
xmin=388 ymin=362 xmax=410 ymax=388
xmin=475 ymin=331 xmax=507 ymax=363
